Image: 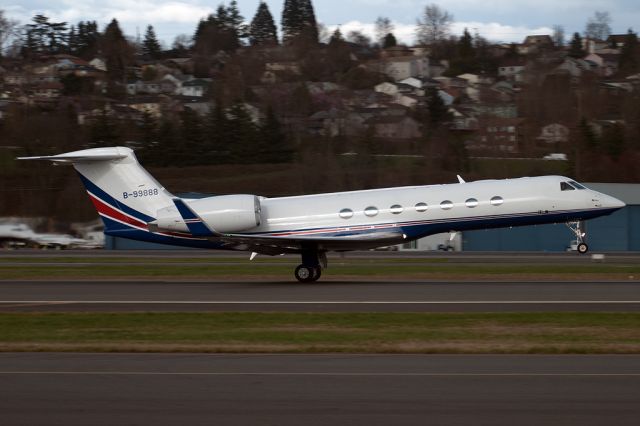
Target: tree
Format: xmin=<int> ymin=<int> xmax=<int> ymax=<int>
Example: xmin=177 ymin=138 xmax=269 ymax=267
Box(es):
xmin=374 ymin=17 xmax=394 ymax=46
xmin=142 ymin=25 xmax=162 ymax=58
xmin=425 ymin=86 xmax=450 ymax=127
xmin=618 ymin=29 xmax=639 ymax=76
xmin=299 ymin=0 xmax=319 ymax=42
xmin=346 ymin=30 xmax=371 ymax=48
xmin=383 ymin=33 xmax=397 ymax=48
xmin=259 ymin=107 xmax=293 ymax=163
xmin=249 ymin=1 xmax=278 ymax=46
xmin=0 ymin=10 xmax=19 ymax=55
xmin=102 ymin=19 xmax=133 ymax=82
xmin=23 ymin=14 xmax=68 ymax=55
xmin=416 ymin=4 xmax=453 ymax=44
xmin=282 ymin=0 xmax=318 ymax=43
xmin=568 ymin=32 xmax=586 ymax=58
xmin=552 ymin=25 xmax=565 ymax=47
xmin=193 ymin=5 xmax=243 ymax=54
xmin=329 ymin=27 xmax=344 ymax=46
xmin=585 ymin=11 xmax=611 ymax=40
xmin=74 ymin=20 xmax=99 ymax=58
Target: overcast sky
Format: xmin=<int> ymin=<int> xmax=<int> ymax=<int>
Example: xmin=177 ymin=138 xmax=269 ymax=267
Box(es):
xmin=4 ymin=0 xmax=639 ymax=46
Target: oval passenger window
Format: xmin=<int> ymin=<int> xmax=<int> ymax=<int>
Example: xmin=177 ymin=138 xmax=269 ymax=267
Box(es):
xmin=339 ymin=208 xmax=354 ymax=219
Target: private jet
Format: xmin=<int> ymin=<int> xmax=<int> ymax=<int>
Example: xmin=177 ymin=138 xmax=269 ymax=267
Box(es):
xmin=20 ymin=147 xmax=626 ymax=282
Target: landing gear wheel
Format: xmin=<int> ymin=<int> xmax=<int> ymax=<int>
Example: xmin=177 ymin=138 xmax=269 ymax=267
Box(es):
xmin=295 ymin=265 xmax=314 ymax=283
xmin=577 ymin=243 xmax=589 ymax=254
xmin=312 ymin=266 xmax=322 ymax=281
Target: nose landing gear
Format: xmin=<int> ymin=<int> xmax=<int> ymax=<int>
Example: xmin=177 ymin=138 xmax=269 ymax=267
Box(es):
xmin=566 ymin=221 xmax=589 ymax=254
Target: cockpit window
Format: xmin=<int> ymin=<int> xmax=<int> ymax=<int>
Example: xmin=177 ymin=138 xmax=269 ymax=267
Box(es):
xmin=569 ymin=181 xmax=587 ymax=190
xmin=561 ymin=182 xmax=575 ymax=191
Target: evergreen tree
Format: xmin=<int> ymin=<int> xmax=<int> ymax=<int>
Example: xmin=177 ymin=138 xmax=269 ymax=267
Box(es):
xmin=383 ymin=32 xmax=397 ymax=48
xmin=249 ymin=1 xmax=278 ymax=46
xmin=226 ymin=0 xmax=248 ymax=42
xmin=259 ymin=107 xmax=292 ymax=163
xmin=23 ymin=14 xmax=68 ymax=55
xmin=458 ymin=28 xmax=474 ymax=59
xmin=179 ymin=108 xmax=205 ymax=165
xmin=75 ymin=21 xmax=99 ymax=59
xmin=299 ymin=0 xmax=318 ymax=43
xmin=282 ymin=0 xmax=303 ymax=42
xmin=142 ymin=25 xmax=162 ymax=59
xmin=226 ymin=104 xmax=258 ymax=163
xmin=425 ymin=86 xmax=450 ymax=127
xmin=204 ymin=100 xmax=231 ymax=163
xmin=102 ymin=19 xmax=133 ymax=82
xmin=282 ymin=0 xmax=317 ymax=43
xmin=568 ymin=32 xmax=586 ymax=58
xmin=67 ymin=25 xmax=78 ymax=54
xmin=329 ymin=27 xmax=344 ymax=46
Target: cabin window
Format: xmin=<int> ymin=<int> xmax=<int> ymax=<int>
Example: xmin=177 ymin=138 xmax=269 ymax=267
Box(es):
xmin=390 ymin=205 xmax=404 ymax=214
xmin=364 ymin=206 xmax=379 ymax=217
xmin=490 ymin=196 xmax=504 ymax=206
xmin=465 ymin=198 xmax=479 ymax=208
xmin=560 ymin=182 xmax=575 ymax=191
xmin=440 ymin=200 xmax=453 ymax=210
xmin=415 ymin=202 xmax=428 ymax=212
xmin=569 ymin=181 xmax=587 ymax=190
xmin=339 ymin=208 xmax=354 ymax=219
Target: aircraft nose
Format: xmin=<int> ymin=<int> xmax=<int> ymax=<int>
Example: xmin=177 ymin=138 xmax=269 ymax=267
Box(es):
xmin=603 ymin=194 xmax=626 ymax=209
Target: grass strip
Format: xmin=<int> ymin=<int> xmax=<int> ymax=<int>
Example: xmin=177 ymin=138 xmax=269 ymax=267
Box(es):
xmin=1 ymin=312 xmax=639 ymax=354
xmin=1 ymin=263 xmax=639 ymax=280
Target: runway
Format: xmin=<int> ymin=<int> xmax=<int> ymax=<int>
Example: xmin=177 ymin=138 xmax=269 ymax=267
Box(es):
xmin=1 ymin=280 xmax=640 ymax=312
xmin=1 ymin=353 xmax=639 ymax=426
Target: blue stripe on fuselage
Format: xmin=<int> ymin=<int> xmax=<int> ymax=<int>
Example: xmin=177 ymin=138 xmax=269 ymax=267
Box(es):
xmin=77 ymin=172 xmax=155 ymax=223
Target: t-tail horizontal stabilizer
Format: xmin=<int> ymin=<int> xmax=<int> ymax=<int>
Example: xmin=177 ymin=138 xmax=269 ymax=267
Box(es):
xmin=172 ymin=198 xmax=218 ymax=238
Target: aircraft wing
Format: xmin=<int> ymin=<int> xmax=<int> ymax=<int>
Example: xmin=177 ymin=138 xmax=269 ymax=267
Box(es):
xmin=172 ymin=198 xmax=405 ymax=255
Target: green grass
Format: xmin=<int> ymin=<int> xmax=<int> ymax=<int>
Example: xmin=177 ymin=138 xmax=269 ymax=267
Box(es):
xmin=1 ymin=263 xmax=639 ymax=279
xmin=1 ymin=312 xmax=639 ymax=353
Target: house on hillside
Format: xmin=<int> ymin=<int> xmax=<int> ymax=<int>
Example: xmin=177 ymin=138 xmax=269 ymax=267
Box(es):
xmin=607 ymin=34 xmax=630 ymax=49
xmin=537 ymin=123 xmax=570 ymax=145
xmin=179 ymin=79 xmax=211 ymax=97
xmin=369 ymin=56 xmax=430 ymax=82
xmin=469 ymin=117 xmax=526 ymax=153
xmin=519 ymin=35 xmax=554 ymax=54
xmin=498 ymin=59 xmax=526 ymax=82
xmin=365 ymin=115 xmax=421 ymax=139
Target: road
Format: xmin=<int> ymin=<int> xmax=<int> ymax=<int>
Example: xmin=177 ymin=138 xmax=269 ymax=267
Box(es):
xmin=1 ymin=353 xmax=639 ymax=426
xmin=1 ymin=280 xmax=639 ymax=312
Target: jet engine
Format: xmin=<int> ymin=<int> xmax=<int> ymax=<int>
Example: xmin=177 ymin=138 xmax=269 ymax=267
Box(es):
xmin=151 ymin=195 xmax=261 ymax=234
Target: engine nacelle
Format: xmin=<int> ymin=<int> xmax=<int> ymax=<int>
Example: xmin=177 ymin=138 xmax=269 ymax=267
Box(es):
xmin=151 ymin=195 xmax=262 ymax=234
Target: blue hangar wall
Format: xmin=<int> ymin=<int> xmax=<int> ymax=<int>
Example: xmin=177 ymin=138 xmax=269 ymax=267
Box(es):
xmin=462 ymin=183 xmax=640 ymax=252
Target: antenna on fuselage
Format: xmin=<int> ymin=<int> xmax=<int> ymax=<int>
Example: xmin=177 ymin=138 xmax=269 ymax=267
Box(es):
xmin=457 ymin=175 xmax=466 ymax=184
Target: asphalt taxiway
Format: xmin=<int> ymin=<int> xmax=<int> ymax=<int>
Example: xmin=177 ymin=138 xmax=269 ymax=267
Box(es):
xmin=1 ymin=280 xmax=639 ymax=312
xmin=1 ymin=353 xmax=639 ymax=426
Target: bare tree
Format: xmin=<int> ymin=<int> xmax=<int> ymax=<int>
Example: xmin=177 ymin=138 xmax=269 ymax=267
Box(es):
xmin=0 ymin=10 xmax=19 ymax=55
xmin=585 ymin=11 xmax=611 ymax=40
xmin=346 ymin=30 xmax=371 ymax=47
xmin=374 ymin=17 xmax=394 ymax=45
xmin=552 ymin=25 xmax=565 ymax=47
xmin=416 ymin=4 xmax=453 ymax=44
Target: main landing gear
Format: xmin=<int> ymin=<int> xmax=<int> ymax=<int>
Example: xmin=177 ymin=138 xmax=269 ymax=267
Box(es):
xmin=566 ymin=221 xmax=589 ymax=254
xmin=294 ymin=250 xmax=327 ymax=283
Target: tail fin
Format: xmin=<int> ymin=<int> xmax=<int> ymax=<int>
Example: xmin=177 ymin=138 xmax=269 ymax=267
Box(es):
xmin=19 ymin=147 xmax=173 ymax=232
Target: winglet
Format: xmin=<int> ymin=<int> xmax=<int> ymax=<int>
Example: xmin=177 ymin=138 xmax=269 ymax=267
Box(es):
xmin=172 ymin=198 xmax=218 ymax=237
xmin=457 ymin=175 xmax=466 ymax=184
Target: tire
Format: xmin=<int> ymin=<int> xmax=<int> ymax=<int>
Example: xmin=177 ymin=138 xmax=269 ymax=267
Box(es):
xmin=295 ymin=265 xmax=314 ymax=283
xmin=312 ymin=267 xmax=322 ymax=282
xmin=577 ymin=243 xmax=589 ymax=254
